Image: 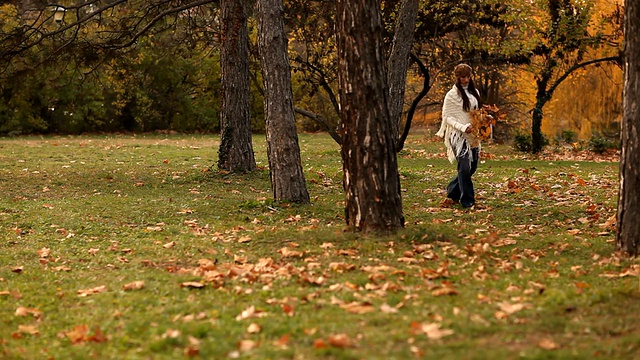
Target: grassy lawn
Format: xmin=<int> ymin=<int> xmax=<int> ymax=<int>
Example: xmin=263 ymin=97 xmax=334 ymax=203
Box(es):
xmin=1 ymin=133 xmax=638 ymax=359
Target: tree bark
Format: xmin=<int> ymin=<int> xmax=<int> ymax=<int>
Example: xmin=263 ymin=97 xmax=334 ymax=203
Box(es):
xmin=217 ymin=0 xmax=256 ymax=172
xmin=336 ymin=0 xmax=404 ymax=232
xmin=387 ymin=0 xmax=418 ymax=146
xmin=256 ymin=0 xmax=310 ymax=203
xmin=616 ymin=0 xmax=640 ymax=256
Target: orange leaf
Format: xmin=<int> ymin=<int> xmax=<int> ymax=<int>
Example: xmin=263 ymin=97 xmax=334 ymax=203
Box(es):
xmin=237 ymin=339 xmax=258 ymax=352
xmin=77 ymin=285 xmax=107 ymax=297
xmin=410 ymin=322 xmax=454 ymax=339
xmin=281 ymin=303 xmax=295 ymax=317
xmin=64 ymin=324 xmax=90 ymax=344
xmin=123 ymin=281 xmax=145 ymax=291
xmin=37 ymin=247 xmax=51 ymax=258
xmin=15 ymin=307 xmax=42 ymax=319
xmin=16 ymin=324 xmax=39 ymax=336
xmin=247 ymin=323 xmax=261 ymax=334
xmin=273 ymin=334 xmax=291 ymax=348
xmin=180 ymin=282 xmax=205 ymax=289
xmin=328 ymin=333 xmax=354 ymax=348
xmin=313 ymin=339 xmax=328 ymax=349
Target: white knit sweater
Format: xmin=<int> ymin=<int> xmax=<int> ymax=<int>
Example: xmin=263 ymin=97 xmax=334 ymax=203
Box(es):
xmin=436 ymin=85 xmax=480 ymax=164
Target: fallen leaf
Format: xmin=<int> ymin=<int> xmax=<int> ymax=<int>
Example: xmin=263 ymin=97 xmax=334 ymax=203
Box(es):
xmin=52 ymin=266 xmax=72 ymax=272
xmin=339 ymin=301 xmax=375 ymax=314
xmin=273 ymin=334 xmax=290 ymax=348
xmin=498 ymin=302 xmax=527 ymax=315
xmin=247 ymin=323 xmax=261 ymax=334
xmin=63 ymin=324 xmax=89 ymax=344
xmin=16 ymin=324 xmax=39 ymax=336
xmin=163 ymin=241 xmax=176 ymax=249
xmin=38 ymin=247 xmax=51 ymax=258
xmin=163 ymin=329 xmax=181 ymax=338
xmin=15 ymin=307 xmax=43 ymax=319
xmin=123 ymin=281 xmax=145 ymax=291
xmin=88 ymin=326 xmax=108 ymax=343
xmin=180 ymin=282 xmax=205 ymax=289
xmin=281 ymin=303 xmax=295 ymax=317
xmin=379 ymin=303 xmax=399 ymax=314
xmin=313 ymin=338 xmax=328 ymax=349
xmin=198 ymin=258 xmax=217 ymax=270
xmin=278 ymin=247 xmax=303 ymax=258
xmin=235 ymin=306 xmax=267 ymax=321
xmin=432 ymin=287 xmax=459 ymax=297
xmin=327 ymin=333 xmax=354 ymax=348
xmin=237 ymin=339 xmax=258 ymax=352
xmin=410 ymin=322 xmax=454 ymax=339
xmin=11 ymin=266 xmax=23 ymax=273
xmin=237 ymin=236 xmax=252 ymax=243
xmin=538 ymin=338 xmax=559 ymax=350
xmin=77 ymin=285 xmax=107 ymax=297
xmin=184 ymin=335 xmax=200 ymax=357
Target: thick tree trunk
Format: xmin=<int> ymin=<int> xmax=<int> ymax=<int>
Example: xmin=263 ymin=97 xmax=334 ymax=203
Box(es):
xmin=256 ymin=0 xmax=310 ymax=203
xmin=386 ymin=0 xmax=418 ymax=145
xmin=616 ymin=0 xmax=640 ymax=256
xmin=336 ymin=0 xmax=404 ymax=232
xmin=217 ymin=0 xmax=256 ymax=172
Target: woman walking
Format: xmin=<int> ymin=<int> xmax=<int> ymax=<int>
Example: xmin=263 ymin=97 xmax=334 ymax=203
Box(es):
xmin=436 ymin=64 xmax=482 ymax=209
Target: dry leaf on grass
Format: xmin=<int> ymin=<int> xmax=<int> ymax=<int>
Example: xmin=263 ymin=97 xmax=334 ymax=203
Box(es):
xmin=123 ymin=281 xmax=145 ymax=291
xmin=237 ymin=339 xmax=258 ymax=352
xmin=180 ymin=282 xmax=205 ymax=289
xmin=339 ymin=301 xmax=375 ymax=314
xmin=60 ymin=325 xmax=107 ymax=344
xmin=410 ymin=322 xmax=454 ymax=340
xmin=538 ymin=338 xmax=559 ymax=350
xmin=327 ymin=333 xmax=355 ymax=348
xmin=77 ymin=285 xmax=107 ymax=297
xmin=235 ymin=305 xmax=267 ymax=321
xmin=14 ymin=324 xmax=39 ymax=337
xmin=247 ymin=323 xmax=261 ymax=334
xmin=15 ymin=306 xmax=43 ymax=319
xmin=37 ymin=247 xmax=51 ymax=258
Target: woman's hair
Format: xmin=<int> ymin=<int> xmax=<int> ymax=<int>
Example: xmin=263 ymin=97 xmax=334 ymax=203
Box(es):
xmin=455 ymin=78 xmax=482 ymax=112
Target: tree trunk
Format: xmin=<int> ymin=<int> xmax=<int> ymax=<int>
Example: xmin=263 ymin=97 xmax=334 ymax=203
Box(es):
xmin=616 ymin=0 xmax=640 ymax=256
xmin=256 ymin=0 xmax=310 ymax=203
xmin=386 ymin=0 xmax=418 ymax=145
xmin=336 ymin=0 xmax=404 ymax=232
xmin=217 ymin=0 xmax=256 ymax=172
xmin=532 ymin=77 xmax=550 ymax=153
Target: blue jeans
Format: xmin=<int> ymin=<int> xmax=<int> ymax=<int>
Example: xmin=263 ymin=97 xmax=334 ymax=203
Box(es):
xmin=446 ymin=147 xmax=479 ymax=208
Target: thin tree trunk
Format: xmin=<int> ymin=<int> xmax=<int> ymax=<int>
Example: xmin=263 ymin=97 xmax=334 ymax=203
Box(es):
xmin=217 ymin=0 xmax=256 ymax=172
xmin=336 ymin=0 xmax=404 ymax=232
xmin=387 ymin=0 xmax=418 ymax=145
xmin=256 ymin=0 xmax=310 ymax=203
xmin=616 ymin=0 xmax=640 ymax=256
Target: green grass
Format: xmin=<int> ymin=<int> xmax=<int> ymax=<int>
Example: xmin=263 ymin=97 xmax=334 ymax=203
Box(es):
xmin=1 ymin=133 xmax=638 ymax=359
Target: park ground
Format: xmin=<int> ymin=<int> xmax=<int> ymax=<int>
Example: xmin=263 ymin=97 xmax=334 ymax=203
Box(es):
xmin=0 ymin=133 xmax=638 ymax=359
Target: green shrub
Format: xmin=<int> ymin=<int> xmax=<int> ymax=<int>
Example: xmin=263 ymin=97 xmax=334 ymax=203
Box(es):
xmin=512 ymin=131 xmax=549 ymax=153
xmin=561 ymin=129 xmax=577 ymax=143
xmin=588 ymin=134 xmax=618 ymax=154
